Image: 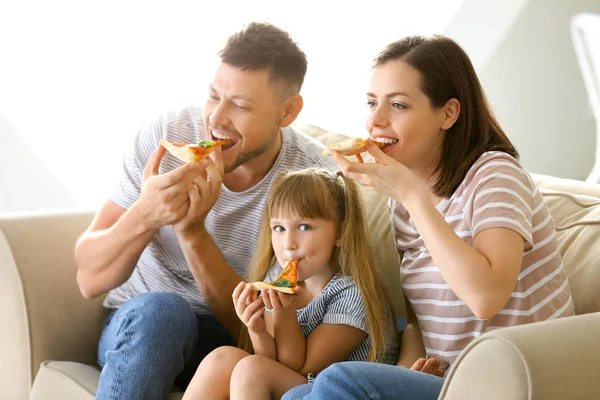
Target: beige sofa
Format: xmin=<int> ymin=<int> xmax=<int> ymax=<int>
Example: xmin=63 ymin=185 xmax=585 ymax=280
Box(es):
xmin=2 ymin=125 xmax=600 ymax=400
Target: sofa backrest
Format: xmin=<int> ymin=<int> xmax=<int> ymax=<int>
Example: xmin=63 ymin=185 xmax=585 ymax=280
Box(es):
xmin=297 ymin=123 xmax=600 ymax=318
xmin=537 ymin=189 xmax=600 ymax=315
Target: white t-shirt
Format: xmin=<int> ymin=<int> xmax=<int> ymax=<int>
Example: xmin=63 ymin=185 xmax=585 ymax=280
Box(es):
xmin=105 ymin=105 xmax=337 ymax=314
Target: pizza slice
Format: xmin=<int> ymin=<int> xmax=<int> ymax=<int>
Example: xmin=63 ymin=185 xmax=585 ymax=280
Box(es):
xmin=160 ymin=139 xmax=232 ymax=163
xmin=250 ymin=260 xmax=299 ymax=294
xmin=321 ymin=138 xmax=385 ymax=156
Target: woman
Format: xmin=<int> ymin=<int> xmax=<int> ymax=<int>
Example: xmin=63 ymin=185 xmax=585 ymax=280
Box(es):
xmin=283 ymin=34 xmax=574 ymax=400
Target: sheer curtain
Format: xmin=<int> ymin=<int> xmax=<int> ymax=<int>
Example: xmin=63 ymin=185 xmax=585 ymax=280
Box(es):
xmin=0 ymin=0 xmax=463 ymax=208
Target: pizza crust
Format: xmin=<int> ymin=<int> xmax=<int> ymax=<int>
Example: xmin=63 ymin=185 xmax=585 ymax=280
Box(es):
xmin=322 ymin=138 xmax=366 ymax=156
xmin=249 ymin=282 xmax=296 ymax=294
xmin=322 ymin=138 xmax=385 ymax=156
xmin=160 ymin=139 xmax=231 ymax=163
xmin=160 ymin=139 xmax=200 ymax=162
xmin=249 ymin=260 xmax=299 ymax=294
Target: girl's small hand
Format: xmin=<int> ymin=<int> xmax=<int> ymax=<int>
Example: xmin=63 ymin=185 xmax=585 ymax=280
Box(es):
xmin=261 ymin=287 xmax=302 ymax=311
xmin=332 ymin=140 xmax=420 ymax=204
xmin=232 ymin=282 xmax=266 ymax=334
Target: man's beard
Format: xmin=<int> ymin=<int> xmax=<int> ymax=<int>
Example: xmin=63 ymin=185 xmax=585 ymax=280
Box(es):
xmin=224 ymin=135 xmax=275 ymax=174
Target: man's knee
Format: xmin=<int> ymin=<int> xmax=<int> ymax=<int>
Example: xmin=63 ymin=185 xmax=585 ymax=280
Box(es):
xmin=117 ymin=292 xmax=196 ymax=342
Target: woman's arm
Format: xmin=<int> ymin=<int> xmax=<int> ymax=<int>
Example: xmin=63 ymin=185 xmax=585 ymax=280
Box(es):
xmin=333 ymin=146 xmax=524 ymax=320
xmin=396 ymin=296 xmax=426 ymax=368
xmin=403 ymin=187 xmax=524 ymax=319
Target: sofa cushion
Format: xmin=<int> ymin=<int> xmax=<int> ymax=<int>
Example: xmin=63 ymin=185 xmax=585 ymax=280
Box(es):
xmin=30 ymin=361 xmax=184 ymax=400
xmin=534 ymin=173 xmax=600 ymax=198
xmin=540 ymin=189 xmax=600 ymax=315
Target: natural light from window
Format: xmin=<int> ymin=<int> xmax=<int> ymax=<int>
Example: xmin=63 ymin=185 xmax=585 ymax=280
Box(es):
xmin=1 ymin=0 xmax=463 ymax=208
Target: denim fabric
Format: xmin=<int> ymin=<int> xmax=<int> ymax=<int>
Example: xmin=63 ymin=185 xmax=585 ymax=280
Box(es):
xmin=96 ymin=292 xmax=234 ymax=400
xmin=282 ymin=361 xmax=444 ymax=400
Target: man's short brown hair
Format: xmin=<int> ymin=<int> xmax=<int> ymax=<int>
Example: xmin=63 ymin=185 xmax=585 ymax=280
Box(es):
xmin=218 ymin=22 xmax=308 ymax=94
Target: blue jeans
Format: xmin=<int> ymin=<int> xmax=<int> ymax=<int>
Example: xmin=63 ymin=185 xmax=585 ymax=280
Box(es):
xmin=96 ymin=292 xmax=235 ymax=400
xmin=282 ymin=362 xmax=444 ymax=400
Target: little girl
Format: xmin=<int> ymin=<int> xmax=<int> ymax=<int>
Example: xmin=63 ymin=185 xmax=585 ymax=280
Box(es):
xmin=283 ymin=35 xmax=575 ymax=400
xmin=182 ymin=168 xmax=399 ymax=400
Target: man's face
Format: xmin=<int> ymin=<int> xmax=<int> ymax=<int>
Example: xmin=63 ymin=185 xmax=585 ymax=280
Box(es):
xmin=203 ymin=64 xmax=284 ymax=174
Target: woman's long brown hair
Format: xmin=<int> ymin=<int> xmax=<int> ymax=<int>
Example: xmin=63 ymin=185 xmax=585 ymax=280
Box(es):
xmin=373 ymin=35 xmax=518 ymax=198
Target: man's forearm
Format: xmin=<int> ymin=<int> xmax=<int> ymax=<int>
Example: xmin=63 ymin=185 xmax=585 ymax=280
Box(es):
xmin=75 ymin=204 xmax=157 ymax=299
xmin=178 ymin=229 xmax=243 ymax=337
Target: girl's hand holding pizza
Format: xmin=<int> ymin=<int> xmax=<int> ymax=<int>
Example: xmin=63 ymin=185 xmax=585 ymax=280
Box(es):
xmin=232 ymin=282 xmax=266 ymax=334
xmin=261 ymin=287 xmax=302 ymax=311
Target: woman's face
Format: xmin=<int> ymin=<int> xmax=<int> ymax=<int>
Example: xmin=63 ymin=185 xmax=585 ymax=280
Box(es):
xmin=366 ymin=60 xmax=447 ymax=176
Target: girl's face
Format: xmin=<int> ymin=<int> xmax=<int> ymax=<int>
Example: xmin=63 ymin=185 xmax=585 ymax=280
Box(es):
xmin=366 ymin=60 xmax=448 ymax=176
xmin=270 ymin=214 xmax=340 ymax=283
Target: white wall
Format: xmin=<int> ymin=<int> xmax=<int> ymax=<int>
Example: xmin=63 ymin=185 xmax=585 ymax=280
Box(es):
xmin=0 ymin=114 xmax=77 ymax=213
xmin=5 ymin=0 xmax=597 ymax=213
xmin=450 ymin=0 xmax=600 ymax=180
xmin=0 ymin=0 xmax=462 ymax=212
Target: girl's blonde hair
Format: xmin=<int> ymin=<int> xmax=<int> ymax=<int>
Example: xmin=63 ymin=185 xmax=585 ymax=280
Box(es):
xmin=240 ymin=168 xmax=395 ymax=362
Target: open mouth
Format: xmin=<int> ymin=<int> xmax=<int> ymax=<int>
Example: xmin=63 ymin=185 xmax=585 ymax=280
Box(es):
xmin=210 ymin=129 xmax=238 ymax=151
xmin=372 ymin=137 xmax=399 ymax=148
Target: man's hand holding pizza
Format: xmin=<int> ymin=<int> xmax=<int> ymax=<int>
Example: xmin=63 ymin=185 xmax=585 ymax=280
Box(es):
xmin=131 ymin=146 xmax=207 ymax=230
xmin=172 ymin=147 xmax=225 ymax=238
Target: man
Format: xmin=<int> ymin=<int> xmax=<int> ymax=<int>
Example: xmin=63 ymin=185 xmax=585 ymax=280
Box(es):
xmin=75 ymin=22 xmax=336 ymax=399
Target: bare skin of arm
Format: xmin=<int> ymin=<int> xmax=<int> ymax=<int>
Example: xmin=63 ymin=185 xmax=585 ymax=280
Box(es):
xmin=396 ymin=296 xmax=444 ymax=377
xmin=335 ymin=145 xmax=524 ymax=319
xmin=397 ymin=295 xmax=426 ymax=368
xmin=264 ymin=289 xmax=366 ymax=376
xmin=75 ymin=146 xmax=204 ymax=299
xmin=172 ymin=149 xmax=245 ymax=337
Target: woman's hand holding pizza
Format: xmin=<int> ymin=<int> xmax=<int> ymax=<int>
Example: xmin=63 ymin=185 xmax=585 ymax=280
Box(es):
xmin=332 ymin=139 xmax=421 ymax=205
xmin=134 ymin=146 xmax=206 ymax=230
xmin=233 ymin=282 xmax=267 ymax=334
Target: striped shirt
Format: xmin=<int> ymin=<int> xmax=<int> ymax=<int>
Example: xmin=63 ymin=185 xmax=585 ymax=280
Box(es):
xmin=391 ymin=151 xmax=574 ymax=372
xmin=105 ymin=105 xmax=336 ymax=314
xmin=265 ymin=265 xmax=399 ymax=365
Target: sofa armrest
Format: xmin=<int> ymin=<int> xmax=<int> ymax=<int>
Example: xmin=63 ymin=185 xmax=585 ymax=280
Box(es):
xmin=0 ymin=209 xmax=108 ymax=399
xmin=439 ymin=312 xmax=600 ymax=400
